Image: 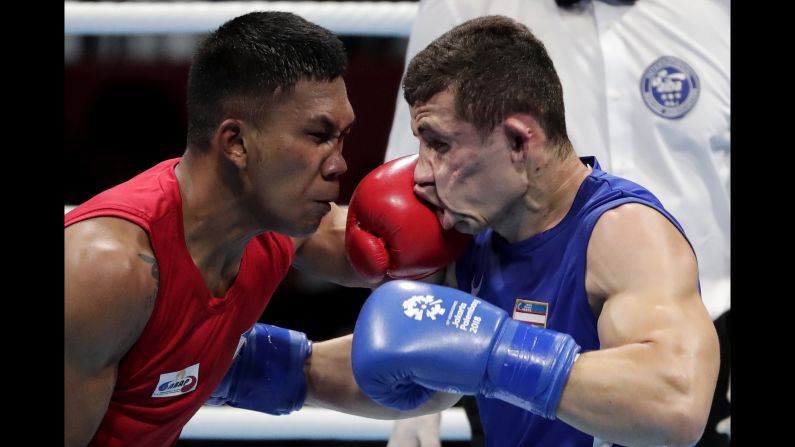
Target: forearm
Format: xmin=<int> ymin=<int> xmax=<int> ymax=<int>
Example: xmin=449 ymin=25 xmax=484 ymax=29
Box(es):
xmin=306 ymin=335 xmax=460 ymax=419
xmin=292 ymin=204 xmax=382 ymax=288
xmin=557 ymin=342 xmax=718 ymax=447
xmin=65 ymin=364 xmax=116 ymax=447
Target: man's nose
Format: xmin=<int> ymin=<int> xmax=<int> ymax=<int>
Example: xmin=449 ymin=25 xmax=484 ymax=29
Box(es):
xmin=414 ymin=147 xmax=434 ymax=185
xmin=413 ymin=150 xmax=440 ymax=207
xmin=321 ymin=150 xmax=348 ymax=180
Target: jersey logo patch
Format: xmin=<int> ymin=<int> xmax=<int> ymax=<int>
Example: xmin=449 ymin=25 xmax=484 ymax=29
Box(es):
xmin=640 ymin=56 xmax=700 ymax=119
xmin=152 ymin=363 xmax=199 ymax=398
xmin=513 ymin=299 xmax=549 ymax=328
xmin=470 ymin=275 xmax=483 ymax=297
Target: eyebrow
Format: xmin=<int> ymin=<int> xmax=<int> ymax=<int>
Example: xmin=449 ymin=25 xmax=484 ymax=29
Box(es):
xmin=309 ymin=115 xmax=356 ymax=134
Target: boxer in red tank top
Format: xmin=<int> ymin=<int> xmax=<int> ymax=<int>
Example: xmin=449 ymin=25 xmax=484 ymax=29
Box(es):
xmin=64 ymin=12 xmax=466 ymax=447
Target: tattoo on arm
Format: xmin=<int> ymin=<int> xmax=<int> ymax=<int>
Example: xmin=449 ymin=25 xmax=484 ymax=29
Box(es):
xmin=138 ymin=253 xmax=159 ymax=309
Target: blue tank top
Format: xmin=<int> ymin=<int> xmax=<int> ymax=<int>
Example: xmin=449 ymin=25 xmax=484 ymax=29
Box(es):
xmin=456 ymin=157 xmax=691 ymax=447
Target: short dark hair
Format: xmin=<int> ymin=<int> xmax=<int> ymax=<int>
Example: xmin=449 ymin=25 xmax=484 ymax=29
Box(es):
xmin=186 ymin=11 xmax=347 ymax=151
xmin=404 ymin=15 xmax=570 ymax=150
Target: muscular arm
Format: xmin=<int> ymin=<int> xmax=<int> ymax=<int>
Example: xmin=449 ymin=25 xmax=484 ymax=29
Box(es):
xmin=291 ymin=203 xmax=380 ymax=288
xmin=557 ymin=204 xmax=720 ymax=446
xmin=305 ymin=334 xmax=461 ymax=419
xmin=65 ymin=218 xmax=158 ymax=446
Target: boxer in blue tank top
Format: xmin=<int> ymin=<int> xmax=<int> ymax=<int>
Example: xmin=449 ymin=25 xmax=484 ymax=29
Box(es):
xmin=456 ymin=157 xmax=688 ymax=447
xmin=350 ymin=16 xmax=720 ymax=447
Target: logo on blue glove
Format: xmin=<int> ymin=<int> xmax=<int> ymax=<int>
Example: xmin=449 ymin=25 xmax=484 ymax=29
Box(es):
xmin=403 ymin=295 xmax=446 ymax=321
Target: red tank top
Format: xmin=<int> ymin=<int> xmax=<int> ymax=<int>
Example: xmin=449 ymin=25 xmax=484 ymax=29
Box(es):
xmin=65 ymin=158 xmax=294 ymax=446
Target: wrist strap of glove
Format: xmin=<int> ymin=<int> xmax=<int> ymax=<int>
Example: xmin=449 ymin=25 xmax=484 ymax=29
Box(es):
xmin=484 ymin=318 xmax=580 ymax=419
xmin=207 ymin=323 xmax=311 ymax=415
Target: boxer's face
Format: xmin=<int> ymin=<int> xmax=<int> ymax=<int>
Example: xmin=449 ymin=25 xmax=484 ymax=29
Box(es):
xmin=242 ymin=77 xmax=354 ymax=236
xmin=410 ymin=88 xmax=528 ymax=235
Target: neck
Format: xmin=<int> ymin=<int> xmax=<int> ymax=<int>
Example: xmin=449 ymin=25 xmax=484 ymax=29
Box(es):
xmin=175 ymin=150 xmax=264 ymax=273
xmin=494 ymin=151 xmax=590 ymax=243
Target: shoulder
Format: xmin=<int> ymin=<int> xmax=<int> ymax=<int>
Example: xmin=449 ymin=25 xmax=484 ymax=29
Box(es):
xmin=65 ymin=217 xmax=157 ymax=292
xmin=589 ymin=202 xmax=689 ymax=251
xmin=586 ymin=203 xmax=696 ymax=300
xmin=65 ymin=217 xmax=158 ymax=366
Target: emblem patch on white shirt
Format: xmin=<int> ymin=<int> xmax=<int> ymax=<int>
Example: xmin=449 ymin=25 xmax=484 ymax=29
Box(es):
xmin=152 ymin=363 xmax=199 ymax=398
xmin=640 ymin=55 xmax=700 ymax=119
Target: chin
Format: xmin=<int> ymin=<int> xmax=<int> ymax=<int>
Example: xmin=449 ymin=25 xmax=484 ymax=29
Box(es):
xmin=267 ymin=215 xmax=316 ymax=238
xmin=455 ymin=219 xmax=484 ymax=235
xmin=282 ymin=222 xmax=321 ymax=238
xmin=454 ymin=223 xmax=477 ymax=235
xmin=274 ymin=204 xmax=329 ymax=237
xmin=296 ymin=213 xmax=328 ymax=237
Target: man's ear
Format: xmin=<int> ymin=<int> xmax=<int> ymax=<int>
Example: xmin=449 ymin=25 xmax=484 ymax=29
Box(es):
xmin=502 ymin=114 xmax=539 ymax=163
xmin=215 ymin=118 xmax=247 ymax=168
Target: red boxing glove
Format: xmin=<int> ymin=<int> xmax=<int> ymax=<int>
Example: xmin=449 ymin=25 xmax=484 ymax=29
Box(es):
xmin=346 ymin=154 xmax=472 ymax=282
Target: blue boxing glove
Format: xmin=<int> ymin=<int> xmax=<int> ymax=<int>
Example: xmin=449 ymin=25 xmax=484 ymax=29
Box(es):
xmin=206 ymin=323 xmax=311 ymax=415
xmin=352 ymin=280 xmax=580 ymax=419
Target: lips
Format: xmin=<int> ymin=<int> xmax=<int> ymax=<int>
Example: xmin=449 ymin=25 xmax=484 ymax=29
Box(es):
xmin=437 ymin=208 xmax=457 ymax=230
xmin=413 ymin=184 xmax=441 ymax=209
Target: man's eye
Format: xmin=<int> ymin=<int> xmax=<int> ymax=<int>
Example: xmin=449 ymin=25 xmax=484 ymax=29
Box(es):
xmin=426 ymin=139 xmax=449 ymax=152
xmin=309 ymin=132 xmax=331 ymax=142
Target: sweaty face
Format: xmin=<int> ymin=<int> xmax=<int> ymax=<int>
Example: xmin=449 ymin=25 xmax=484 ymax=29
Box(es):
xmin=411 ymin=89 xmax=526 ymax=234
xmin=242 ymin=78 xmax=354 ymax=236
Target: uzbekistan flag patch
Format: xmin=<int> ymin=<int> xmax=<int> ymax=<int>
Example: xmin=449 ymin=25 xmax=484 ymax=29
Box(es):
xmin=513 ymin=299 xmax=549 ymax=328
